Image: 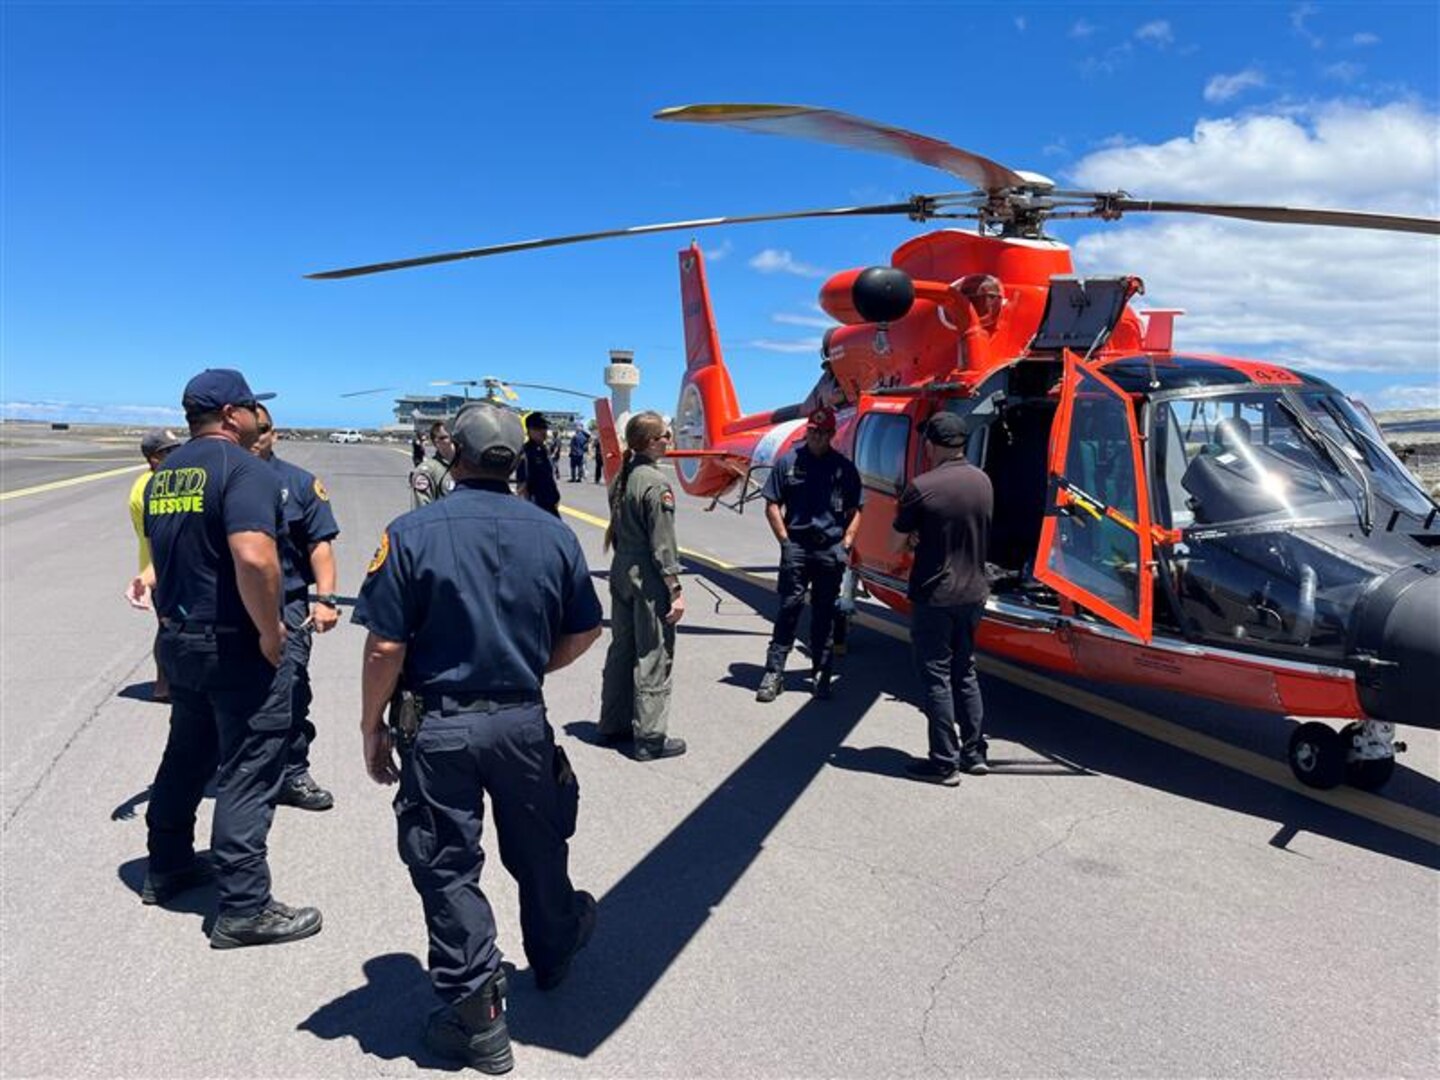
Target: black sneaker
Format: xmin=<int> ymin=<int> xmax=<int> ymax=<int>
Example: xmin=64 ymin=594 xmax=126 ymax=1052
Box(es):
xmin=595 ymin=729 xmax=633 ymax=748
xmin=755 ymin=670 xmax=783 ymax=703
xmin=631 ymin=736 xmax=687 ymax=762
xmin=277 ymin=774 xmax=335 ymax=812
xmin=210 ymin=899 xmax=323 ymax=949
xmin=426 ymin=971 xmax=513 ymax=1074
xmin=140 ymin=857 xmax=214 ymax=905
xmin=534 ymin=891 xmax=597 ymax=992
xmin=904 ymin=760 xmax=962 ymax=787
xmin=812 ymin=669 xmax=833 ymax=700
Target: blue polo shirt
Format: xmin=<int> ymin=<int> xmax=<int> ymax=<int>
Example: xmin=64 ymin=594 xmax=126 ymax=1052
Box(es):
xmin=266 ymin=454 xmax=341 ymax=599
xmin=762 ymin=444 xmax=863 ymax=548
xmin=144 ymin=436 xmax=283 ymax=630
xmin=353 ymin=480 xmax=602 ymax=694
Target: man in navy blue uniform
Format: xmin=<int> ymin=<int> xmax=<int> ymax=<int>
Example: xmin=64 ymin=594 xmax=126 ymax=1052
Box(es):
xmin=755 ymin=407 xmax=863 ymax=703
xmin=515 ymin=411 xmax=561 ymax=516
xmin=568 ymin=426 xmax=590 ymax=482
xmin=142 ymin=368 xmax=322 ymax=949
xmin=253 ymin=403 xmax=341 ymax=811
xmin=355 ymin=400 xmax=602 ymax=1074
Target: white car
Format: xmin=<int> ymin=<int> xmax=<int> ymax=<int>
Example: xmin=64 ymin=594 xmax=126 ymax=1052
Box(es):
xmin=328 ymin=429 xmax=363 ymax=444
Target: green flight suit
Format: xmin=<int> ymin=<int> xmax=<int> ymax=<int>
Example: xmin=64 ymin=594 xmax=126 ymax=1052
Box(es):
xmin=599 ymin=457 xmax=681 ymax=743
xmin=410 ymin=455 xmax=454 ymax=509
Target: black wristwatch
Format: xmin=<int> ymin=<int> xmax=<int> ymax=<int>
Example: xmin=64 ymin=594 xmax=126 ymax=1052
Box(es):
xmin=315 ymin=594 xmax=340 ymax=609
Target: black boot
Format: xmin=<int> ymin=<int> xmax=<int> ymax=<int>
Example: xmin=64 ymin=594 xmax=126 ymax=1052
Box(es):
xmin=209 ymin=899 xmax=323 ymax=949
xmin=426 ymin=970 xmax=513 ymax=1074
xmin=141 ymin=857 xmax=214 ymax=906
xmin=755 ymin=670 xmax=783 ymax=703
xmin=534 ymin=891 xmax=597 ymax=991
xmin=631 ymin=736 xmax=686 ymax=761
xmin=277 ymin=773 xmax=335 ymax=811
xmin=812 ymin=667 xmax=833 ymax=700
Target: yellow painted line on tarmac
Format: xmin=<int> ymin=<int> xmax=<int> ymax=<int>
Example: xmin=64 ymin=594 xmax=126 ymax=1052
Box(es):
xmin=19 ymin=455 xmax=137 ymax=463
xmin=0 ymin=463 xmax=146 ymax=502
xmin=559 ymin=503 xmax=1439 ymax=847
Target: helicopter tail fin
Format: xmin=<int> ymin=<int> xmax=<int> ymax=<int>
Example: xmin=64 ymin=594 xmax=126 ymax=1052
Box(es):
xmin=673 ymin=243 xmax=745 ymax=495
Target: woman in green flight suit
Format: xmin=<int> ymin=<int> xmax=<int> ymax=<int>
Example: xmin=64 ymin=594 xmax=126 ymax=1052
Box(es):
xmin=597 ymin=411 xmax=688 ymax=761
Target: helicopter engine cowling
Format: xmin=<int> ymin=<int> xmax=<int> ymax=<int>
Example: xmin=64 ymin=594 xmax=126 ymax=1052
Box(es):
xmin=1350 ymin=566 xmax=1440 ymax=730
xmin=820 ymin=267 xmax=915 ymax=325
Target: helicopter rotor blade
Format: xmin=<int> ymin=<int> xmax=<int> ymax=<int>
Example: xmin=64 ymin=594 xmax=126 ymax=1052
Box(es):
xmin=1108 ymin=198 xmax=1440 ymax=236
xmin=429 ymin=379 xmax=483 ymax=387
xmin=338 ymin=386 xmax=400 ymax=398
xmin=306 ymin=201 xmax=919 ymax=279
xmin=655 ymin=103 xmax=1033 ymax=193
xmin=504 ymin=381 xmax=602 ymax=402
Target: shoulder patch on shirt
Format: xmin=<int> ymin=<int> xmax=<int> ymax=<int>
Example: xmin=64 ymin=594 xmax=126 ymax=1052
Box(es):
xmin=367 ymin=531 xmax=390 ymax=575
xmin=660 ymin=487 xmax=675 ymax=512
xmin=313 ymin=477 xmax=330 ymax=502
xmin=412 ymin=471 xmax=431 ymax=493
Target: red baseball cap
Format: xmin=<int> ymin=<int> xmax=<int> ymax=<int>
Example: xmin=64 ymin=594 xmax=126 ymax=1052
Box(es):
xmin=807 ymin=406 xmax=837 ymax=433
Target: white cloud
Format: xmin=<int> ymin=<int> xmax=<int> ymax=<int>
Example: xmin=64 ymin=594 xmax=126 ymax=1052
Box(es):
xmin=1322 ymin=61 xmax=1363 ymax=83
xmin=1365 ymin=384 xmax=1440 ymax=411
xmin=703 ymin=239 xmax=733 ymax=262
xmin=1070 ymin=18 xmax=1098 ymax=38
xmin=1067 ymin=102 xmax=1440 ymax=378
xmin=748 ymin=248 xmax=828 ymax=278
xmin=772 ymin=312 xmax=833 ymax=329
xmin=1291 ymin=2 xmax=1323 ymax=48
xmin=1352 ymin=32 xmax=1380 ymax=46
xmin=1080 ymin=42 xmax=1133 ymax=76
xmin=0 ymin=400 xmax=186 ymax=424
xmin=747 ymin=337 xmax=824 ymax=354
xmin=1204 ymin=68 xmax=1266 ymax=103
xmin=1135 ymin=20 xmax=1173 ymax=47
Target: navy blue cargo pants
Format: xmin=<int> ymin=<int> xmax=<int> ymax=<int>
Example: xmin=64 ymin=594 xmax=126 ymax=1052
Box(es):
xmin=765 ymin=539 xmax=846 ymax=674
xmin=282 ymin=597 xmax=316 ymax=783
xmin=147 ymin=625 xmax=292 ymax=915
xmin=395 ymin=699 xmax=587 ymax=1006
xmin=911 ymin=601 xmax=987 ymax=769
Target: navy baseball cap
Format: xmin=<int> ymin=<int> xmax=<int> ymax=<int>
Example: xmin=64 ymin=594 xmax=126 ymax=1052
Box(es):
xmin=452 ymin=401 xmax=524 ymax=471
xmin=921 ymin=412 xmax=969 ymax=447
xmin=181 ymin=369 xmax=274 ymax=417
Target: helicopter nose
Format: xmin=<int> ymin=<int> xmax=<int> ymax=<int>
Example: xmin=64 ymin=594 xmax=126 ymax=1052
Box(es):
xmin=1351 ymin=567 xmax=1440 ymax=730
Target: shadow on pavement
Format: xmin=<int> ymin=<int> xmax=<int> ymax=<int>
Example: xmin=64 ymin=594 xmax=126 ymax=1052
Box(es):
xmin=116 ymin=681 xmax=168 ymax=703
xmin=110 ymin=786 xmax=151 ymax=821
xmin=296 ymin=953 xmax=460 ymax=1071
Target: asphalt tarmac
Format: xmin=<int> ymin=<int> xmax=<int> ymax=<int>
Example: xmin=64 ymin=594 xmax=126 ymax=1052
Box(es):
xmin=1 ymin=437 xmax=1436 ymax=1078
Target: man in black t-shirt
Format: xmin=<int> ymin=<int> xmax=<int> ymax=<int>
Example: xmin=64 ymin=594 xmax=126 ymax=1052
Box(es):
xmin=142 ymin=368 xmax=322 ymax=949
xmin=516 ymin=412 xmax=561 ymax=516
xmin=891 ymin=411 xmax=994 ymax=785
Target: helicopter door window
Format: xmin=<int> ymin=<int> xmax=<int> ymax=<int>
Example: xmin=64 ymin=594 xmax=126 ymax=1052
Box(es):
xmin=855 ymin=413 xmax=911 ymax=493
xmin=1036 ymin=356 xmax=1154 ymax=641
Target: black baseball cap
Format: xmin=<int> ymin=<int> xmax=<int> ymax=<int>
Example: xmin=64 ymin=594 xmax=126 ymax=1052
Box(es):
xmin=921 ymin=412 xmax=968 ymax=448
xmin=452 ymin=401 xmax=524 ymax=471
xmin=181 ymin=369 xmax=274 ymax=418
xmin=524 ymin=412 xmax=550 ymax=431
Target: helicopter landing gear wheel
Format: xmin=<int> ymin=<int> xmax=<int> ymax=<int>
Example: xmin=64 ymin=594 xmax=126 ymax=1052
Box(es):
xmin=1339 ymin=720 xmax=1398 ymax=792
xmin=1288 ymin=722 xmax=1345 ymax=789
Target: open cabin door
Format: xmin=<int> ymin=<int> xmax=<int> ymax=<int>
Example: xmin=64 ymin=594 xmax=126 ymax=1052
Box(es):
xmin=1034 ymin=350 xmax=1155 ymax=643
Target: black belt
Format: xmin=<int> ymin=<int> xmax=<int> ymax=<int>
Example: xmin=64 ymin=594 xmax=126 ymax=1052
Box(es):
xmin=420 ymin=689 xmax=542 ymax=715
xmin=159 ymin=619 xmax=242 ymax=635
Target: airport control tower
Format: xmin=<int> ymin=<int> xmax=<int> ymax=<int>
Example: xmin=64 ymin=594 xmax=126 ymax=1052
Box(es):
xmin=604 ymin=349 xmax=639 ymax=418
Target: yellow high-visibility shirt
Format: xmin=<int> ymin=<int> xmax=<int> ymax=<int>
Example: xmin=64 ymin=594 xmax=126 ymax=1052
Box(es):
xmin=129 ymin=470 xmax=152 ymax=571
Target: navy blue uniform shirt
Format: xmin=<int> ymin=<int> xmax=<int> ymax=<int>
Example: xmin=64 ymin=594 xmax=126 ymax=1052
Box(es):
xmin=353 ymin=480 xmax=602 ymax=694
xmin=516 ymin=441 xmax=561 ymax=511
xmin=761 ymin=444 xmax=863 ymax=547
xmin=266 ymin=455 xmax=341 ymax=599
xmin=144 ymin=436 xmax=283 ymax=630
xmin=569 ymin=430 xmax=590 ymax=457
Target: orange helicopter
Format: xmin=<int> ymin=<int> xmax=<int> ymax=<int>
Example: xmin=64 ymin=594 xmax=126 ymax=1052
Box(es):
xmin=311 ymin=104 xmax=1440 ymax=792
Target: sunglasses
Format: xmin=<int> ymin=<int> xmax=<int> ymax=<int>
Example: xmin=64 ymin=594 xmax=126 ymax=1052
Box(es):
xmin=257 ymin=423 xmax=273 ymax=434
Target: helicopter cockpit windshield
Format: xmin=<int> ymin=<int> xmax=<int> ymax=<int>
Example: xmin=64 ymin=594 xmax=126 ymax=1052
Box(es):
xmin=1155 ymin=391 xmax=1431 ymax=532
xmin=1151 ymin=388 xmax=1434 ymax=656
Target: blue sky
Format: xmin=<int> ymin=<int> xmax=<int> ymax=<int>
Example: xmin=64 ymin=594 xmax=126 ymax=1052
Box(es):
xmin=3 ymin=1 xmax=1437 ymax=428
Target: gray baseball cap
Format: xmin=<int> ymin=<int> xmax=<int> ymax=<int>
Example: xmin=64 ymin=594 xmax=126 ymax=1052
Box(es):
xmin=140 ymin=429 xmax=182 ymax=457
xmin=451 ymin=401 xmax=524 ymax=471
